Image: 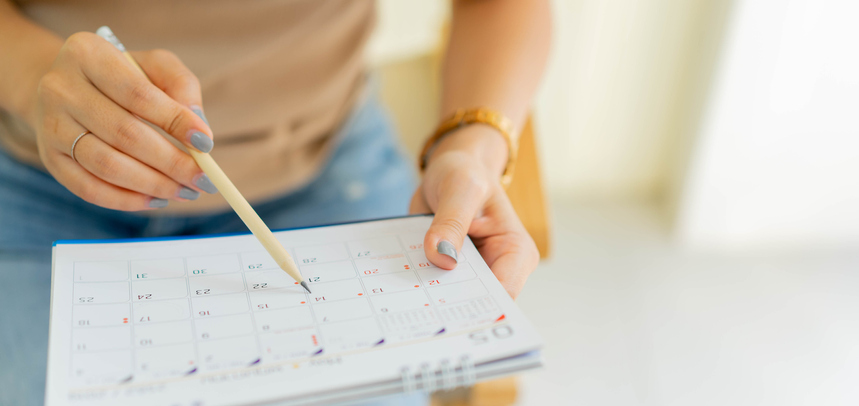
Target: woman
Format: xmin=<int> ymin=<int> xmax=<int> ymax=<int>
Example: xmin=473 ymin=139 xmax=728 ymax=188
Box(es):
xmin=0 ymin=0 xmax=551 ymax=404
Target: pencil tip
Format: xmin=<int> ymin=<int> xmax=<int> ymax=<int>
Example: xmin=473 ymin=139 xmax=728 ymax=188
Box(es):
xmin=300 ymin=281 xmax=311 ymax=294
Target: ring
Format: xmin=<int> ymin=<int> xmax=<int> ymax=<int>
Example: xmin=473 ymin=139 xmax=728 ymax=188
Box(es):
xmin=70 ymin=130 xmax=92 ymax=163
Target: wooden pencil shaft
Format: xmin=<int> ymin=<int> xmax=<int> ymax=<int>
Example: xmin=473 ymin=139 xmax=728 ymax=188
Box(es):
xmin=106 ymin=33 xmax=303 ymax=284
xmin=187 ymin=150 xmax=302 ymax=282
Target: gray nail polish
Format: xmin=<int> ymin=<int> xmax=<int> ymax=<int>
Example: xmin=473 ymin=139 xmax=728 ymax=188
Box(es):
xmin=191 ymin=107 xmax=209 ymax=125
xmin=190 ymin=132 xmax=213 ymax=153
xmin=149 ymin=198 xmax=168 ymax=208
xmin=178 ymin=187 xmax=200 ymax=200
xmin=195 ymin=174 xmax=218 ymax=194
xmin=437 ymin=240 xmax=458 ymax=264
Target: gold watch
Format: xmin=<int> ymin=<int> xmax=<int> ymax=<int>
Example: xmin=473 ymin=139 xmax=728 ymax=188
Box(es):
xmin=419 ymin=107 xmax=518 ymax=188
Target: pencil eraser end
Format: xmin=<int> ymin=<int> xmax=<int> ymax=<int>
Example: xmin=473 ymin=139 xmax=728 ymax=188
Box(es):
xmin=95 ymin=26 xmax=126 ymax=52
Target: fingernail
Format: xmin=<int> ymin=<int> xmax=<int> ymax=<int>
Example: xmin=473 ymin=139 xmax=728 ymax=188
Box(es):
xmin=437 ymin=240 xmax=458 ymax=264
xmin=190 ymin=105 xmax=209 ymax=125
xmin=178 ymin=186 xmax=200 ymax=200
xmin=194 ymin=173 xmax=218 ymax=194
xmin=148 ymin=198 xmax=168 ymax=208
xmin=189 ymin=131 xmax=213 ymax=153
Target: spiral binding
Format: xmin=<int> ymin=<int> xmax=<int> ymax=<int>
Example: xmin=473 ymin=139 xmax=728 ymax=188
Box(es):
xmin=460 ymin=355 xmax=476 ymax=387
xmin=400 ymin=355 xmax=476 ymax=393
xmin=400 ymin=366 xmax=416 ymax=392
xmin=440 ymin=359 xmax=454 ymax=391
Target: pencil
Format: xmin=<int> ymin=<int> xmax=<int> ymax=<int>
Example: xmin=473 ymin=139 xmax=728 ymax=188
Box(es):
xmin=95 ymin=26 xmax=311 ymax=294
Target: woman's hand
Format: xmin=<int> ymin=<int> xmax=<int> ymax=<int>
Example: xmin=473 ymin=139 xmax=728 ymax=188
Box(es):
xmin=409 ymin=125 xmax=539 ymax=299
xmin=33 ymin=32 xmax=216 ymax=211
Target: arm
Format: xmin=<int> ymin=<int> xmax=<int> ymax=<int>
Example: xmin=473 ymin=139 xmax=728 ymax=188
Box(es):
xmin=0 ymin=1 xmax=63 ymax=126
xmin=438 ymin=0 xmax=552 ymax=173
xmin=412 ymin=0 xmax=551 ymax=298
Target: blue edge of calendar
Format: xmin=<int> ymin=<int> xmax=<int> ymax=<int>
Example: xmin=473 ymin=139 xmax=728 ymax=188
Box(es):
xmin=52 ymin=214 xmax=433 ymax=246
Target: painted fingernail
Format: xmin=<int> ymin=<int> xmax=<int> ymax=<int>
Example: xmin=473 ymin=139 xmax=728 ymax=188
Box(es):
xmin=189 ymin=131 xmax=213 ymax=153
xmin=178 ymin=186 xmax=200 ymax=200
xmin=194 ymin=173 xmax=218 ymax=194
xmin=190 ymin=105 xmax=209 ymax=125
xmin=437 ymin=240 xmax=458 ymax=264
xmin=148 ymin=198 xmax=168 ymax=208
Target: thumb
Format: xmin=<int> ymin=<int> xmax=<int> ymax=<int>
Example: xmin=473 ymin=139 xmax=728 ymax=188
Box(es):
xmin=133 ymin=49 xmax=202 ymax=110
xmin=131 ymin=49 xmax=213 ymax=151
xmin=423 ymin=180 xmax=485 ymax=270
xmin=409 ymin=189 xmax=431 ymax=215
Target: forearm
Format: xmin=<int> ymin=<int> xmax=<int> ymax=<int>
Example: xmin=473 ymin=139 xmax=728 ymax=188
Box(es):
xmin=433 ymin=0 xmax=551 ymax=174
xmin=0 ymin=0 xmax=63 ymax=127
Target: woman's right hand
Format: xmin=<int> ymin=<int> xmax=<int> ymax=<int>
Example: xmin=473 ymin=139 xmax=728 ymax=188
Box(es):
xmin=33 ymin=32 xmax=217 ymax=211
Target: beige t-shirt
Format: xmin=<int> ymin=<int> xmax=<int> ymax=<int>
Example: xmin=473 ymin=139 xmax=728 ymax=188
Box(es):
xmin=0 ymin=0 xmax=374 ymax=214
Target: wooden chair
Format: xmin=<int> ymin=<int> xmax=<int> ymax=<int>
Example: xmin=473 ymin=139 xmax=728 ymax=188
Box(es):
xmin=505 ymin=116 xmax=551 ymax=259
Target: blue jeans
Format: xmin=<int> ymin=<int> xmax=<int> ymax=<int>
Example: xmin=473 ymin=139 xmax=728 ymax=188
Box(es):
xmin=0 ymin=96 xmax=425 ymax=405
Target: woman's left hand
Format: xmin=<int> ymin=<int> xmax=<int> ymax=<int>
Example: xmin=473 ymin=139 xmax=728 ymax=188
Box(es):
xmin=409 ymin=125 xmax=539 ymax=299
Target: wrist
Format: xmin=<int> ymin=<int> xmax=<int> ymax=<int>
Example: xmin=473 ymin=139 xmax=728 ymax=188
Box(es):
xmin=18 ymin=68 xmax=48 ymax=127
xmin=426 ymin=124 xmax=509 ymax=177
xmin=22 ymin=44 xmax=63 ymax=127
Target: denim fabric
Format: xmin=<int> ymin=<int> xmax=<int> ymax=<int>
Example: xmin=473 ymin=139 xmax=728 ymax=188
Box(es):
xmin=0 ymin=95 xmax=427 ymax=406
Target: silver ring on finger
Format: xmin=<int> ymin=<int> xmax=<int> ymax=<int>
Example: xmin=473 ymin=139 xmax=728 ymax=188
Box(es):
xmin=70 ymin=130 xmax=92 ymax=163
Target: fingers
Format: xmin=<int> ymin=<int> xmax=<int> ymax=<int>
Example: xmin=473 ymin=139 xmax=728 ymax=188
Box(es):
xmin=71 ymin=126 xmax=197 ymax=202
xmin=414 ymin=162 xmax=538 ymax=298
xmin=469 ymin=192 xmax=539 ymax=299
xmin=132 ymin=50 xmax=202 ymax=108
xmin=64 ymin=33 xmax=212 ymax=152
xmin=43 ymin=148 xmax=161 ymax=212
xmin=415 ymin=145 xmax=538 ymax=298
xmin=422 ymin=174 xmax=489 ymax=270
xmin=131 ymin=49 xmax=211 ymax=129
xmin=63 ymin=81 xmax=212 ymax=195
xmin=33 ymin=32 xmax=221 ymax=211
xmin=45 ymin=113 xmax=197 ymax=203
xmin=480 ymin=240 xmax=536 ymax=300
xmin=420 ymin=183 xmax=538 ymax=298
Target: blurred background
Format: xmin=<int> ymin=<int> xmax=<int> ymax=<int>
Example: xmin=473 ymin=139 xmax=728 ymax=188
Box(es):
xmin=369 ymin=0 xmax=859 ymax=405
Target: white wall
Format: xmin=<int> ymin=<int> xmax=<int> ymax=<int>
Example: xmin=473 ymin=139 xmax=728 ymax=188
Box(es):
xmin=370 ymin=0 xmax=729 ymax=201
xmin=366 ymin=0 xmax=448 ymax=67
xmin=533 ymin=0 xmax=728 ymax=200
xmin=370 ymin=0 xmax=859 ymax=250
xmin=674 ymin=0 xmax=859 ymax=249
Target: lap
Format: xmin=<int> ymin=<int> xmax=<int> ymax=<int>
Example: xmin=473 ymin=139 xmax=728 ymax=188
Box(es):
xmin=0 ymin=150 xmax=133 ymax=405
xmin=0 ymin=149 xmax=145 ymax=251
xmin=0 ymin=253 xmax=52 ymax=406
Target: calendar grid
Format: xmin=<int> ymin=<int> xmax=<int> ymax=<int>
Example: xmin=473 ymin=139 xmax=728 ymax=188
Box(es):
xmin=66 ymin=233 xmax=505 ymax=388
xmin=48 ymin=216 xmax=543 ymax=406
xmin=181 ymin=257 xmax=201 ymax=377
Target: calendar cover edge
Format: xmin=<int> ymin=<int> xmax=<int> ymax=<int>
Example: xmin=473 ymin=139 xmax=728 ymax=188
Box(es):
xmin=52 ymin=214 xmax=434 ymax=246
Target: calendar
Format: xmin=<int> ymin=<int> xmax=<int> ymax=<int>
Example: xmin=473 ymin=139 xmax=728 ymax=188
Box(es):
xmin=45 ymin=216 xmax=543 ymax=406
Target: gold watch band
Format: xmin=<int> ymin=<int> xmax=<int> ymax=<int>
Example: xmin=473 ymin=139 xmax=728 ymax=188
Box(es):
xmin=419 ymin=108 xmax=519 ymax=188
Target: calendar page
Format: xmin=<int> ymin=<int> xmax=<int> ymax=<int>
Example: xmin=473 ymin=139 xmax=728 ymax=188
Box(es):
xmin=45 ymin=216 xmax=542 ymax=406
